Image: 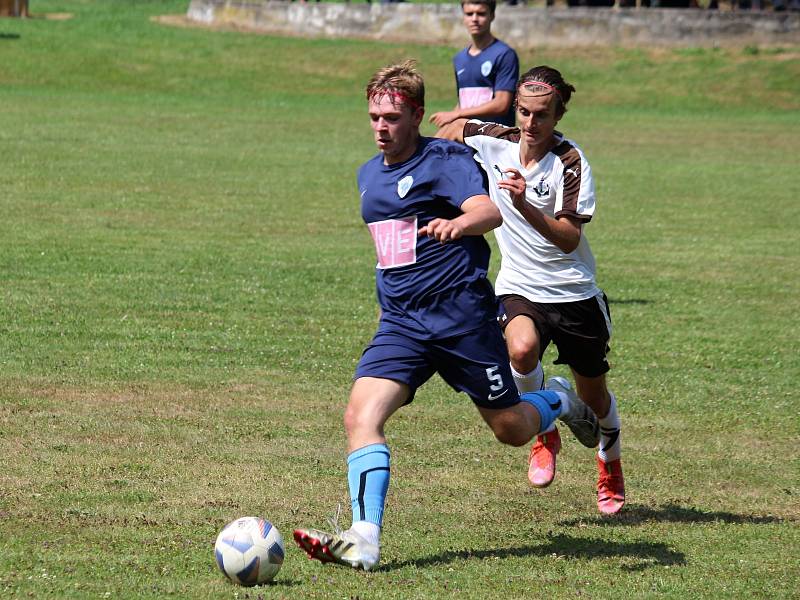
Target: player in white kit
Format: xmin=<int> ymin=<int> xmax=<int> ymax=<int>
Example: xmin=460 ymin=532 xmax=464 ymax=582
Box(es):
xmin=460 ymin=66 xmax=625 ymax=515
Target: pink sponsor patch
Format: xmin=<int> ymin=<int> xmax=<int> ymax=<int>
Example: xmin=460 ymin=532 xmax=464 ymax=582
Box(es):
xmin=367 ymin=216 xmax=418 ymax=269
xmin=459 ymin=86 xmax=493 ymax=109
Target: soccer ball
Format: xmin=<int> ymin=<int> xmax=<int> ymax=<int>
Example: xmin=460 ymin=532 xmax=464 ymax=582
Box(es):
xmin=214 ymin=517 xmax=285 ymax=586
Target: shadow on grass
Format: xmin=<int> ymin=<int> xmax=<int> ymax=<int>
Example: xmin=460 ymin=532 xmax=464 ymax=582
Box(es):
xmin=608 ymin=298 xmax=651 ymax=305
xmin=558 ymin=503 xmax=785 ymax=528
xmin=250 ymin=579 xmax=302 ymax=589
xmin=380 ymin=532 xmax=683 ymax=572
xmin=1 ymin=33 xmax=21 ymax=39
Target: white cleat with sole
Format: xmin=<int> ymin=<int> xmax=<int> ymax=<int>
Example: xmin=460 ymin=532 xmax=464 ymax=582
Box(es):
xmin=294 ymin=527 xmax=380 ymax=571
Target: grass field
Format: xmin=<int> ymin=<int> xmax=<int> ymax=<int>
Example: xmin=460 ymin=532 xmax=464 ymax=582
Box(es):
xmin=1 ymin=1 xmax=799 ymax=598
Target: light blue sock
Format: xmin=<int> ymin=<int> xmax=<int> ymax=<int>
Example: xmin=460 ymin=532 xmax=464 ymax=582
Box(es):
xmin=518 ymin=390 xmax=562 ymax=434
xmin=347 ymin=443 xmax=390 ymax=527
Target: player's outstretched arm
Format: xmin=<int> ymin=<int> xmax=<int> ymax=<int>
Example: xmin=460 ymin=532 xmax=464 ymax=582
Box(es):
xmin=429 ymin=92 xmax=514 ymax=128
xmin=459 ymin=90 xmax=514 ymax=122
xmin=433 ymin=118 xmax=469 ymax=143
xmin=429 ymin=103 xmax=461 ymax=128
xmin=418 ymin=194 xmax=501 ymax=243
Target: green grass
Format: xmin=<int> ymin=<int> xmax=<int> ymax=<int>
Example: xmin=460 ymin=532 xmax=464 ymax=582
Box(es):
xmin=1 ymin=1 xmax=799 ymax=598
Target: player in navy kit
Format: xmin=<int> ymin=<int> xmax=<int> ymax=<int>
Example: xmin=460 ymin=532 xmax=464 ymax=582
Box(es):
xmin=293 ymin=60 xmax=598 ymax=572
xmin=430 ymin=0 xmax=519 ymax=138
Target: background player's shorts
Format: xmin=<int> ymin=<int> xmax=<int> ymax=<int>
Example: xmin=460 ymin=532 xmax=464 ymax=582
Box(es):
xmin=354 ymin=320 xmax=520 ymax=409
xmin=499 ymin=292 xmax=612 ymax=378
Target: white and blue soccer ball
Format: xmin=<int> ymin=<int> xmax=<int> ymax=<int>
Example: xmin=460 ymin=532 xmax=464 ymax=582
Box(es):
xmin=214 ymin=517 xmax=285 ymax=586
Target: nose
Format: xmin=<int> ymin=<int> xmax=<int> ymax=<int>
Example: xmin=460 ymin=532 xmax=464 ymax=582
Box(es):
xmin=520 ymin=115 xmax=534 ymax=130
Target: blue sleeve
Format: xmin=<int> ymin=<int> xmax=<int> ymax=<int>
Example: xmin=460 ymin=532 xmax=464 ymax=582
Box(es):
xmin=356 ymin=165 xmax=364 ymax=190
xmin=356 ymin=161 xmax=370 ymax=199
xmin=433 ymin=148 xmax=488 ymax=209
xmin=493 ymin=47 xmax=519 ymax=93
xmin=453 ymin=49 xmax=464 ymax=96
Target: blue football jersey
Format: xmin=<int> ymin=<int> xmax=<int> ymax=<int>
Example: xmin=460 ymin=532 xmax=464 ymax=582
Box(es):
xmin=453 ymin=39 xmax=519 ymax=127
xmin=358 ymin=137 xmax=497 ymax=339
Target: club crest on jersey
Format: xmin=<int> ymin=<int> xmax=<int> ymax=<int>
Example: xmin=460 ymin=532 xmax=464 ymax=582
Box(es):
xmin=397 ymin=175 xmax=414 ymax=199
xmin=481 ymin=60 xmax=492 ymax=77
xmin=533 ymin=176 xmax=550 ymax=198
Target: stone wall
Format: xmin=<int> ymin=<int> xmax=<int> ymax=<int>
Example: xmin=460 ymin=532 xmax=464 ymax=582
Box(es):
xmin=186 ymin=0 xmax=800 ymax=48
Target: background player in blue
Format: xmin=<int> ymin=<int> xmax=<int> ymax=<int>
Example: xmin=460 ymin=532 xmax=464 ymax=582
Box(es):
xmin=293 ymin=60 xmax=599 ymax=572
xmin=430 ymin=0 xmax=519 ymax=139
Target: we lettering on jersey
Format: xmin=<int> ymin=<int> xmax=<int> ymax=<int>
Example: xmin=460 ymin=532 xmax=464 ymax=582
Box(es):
xmin=367 ymin=216 xmax=418 ymax=269
xmin=459 ymin=87 xmax=493 ymax=109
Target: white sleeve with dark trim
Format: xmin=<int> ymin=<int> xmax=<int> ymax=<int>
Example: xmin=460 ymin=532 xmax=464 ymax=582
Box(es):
xmin=554 ymin=141 xmax=595 ymax=223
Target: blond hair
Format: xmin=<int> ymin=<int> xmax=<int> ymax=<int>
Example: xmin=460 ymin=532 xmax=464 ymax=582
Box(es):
xmin=366 ymin=59 xmax=425 ymax=111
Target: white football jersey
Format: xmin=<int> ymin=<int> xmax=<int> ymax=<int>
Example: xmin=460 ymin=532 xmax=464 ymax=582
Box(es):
xmin=464 ymin=120 xmax=601 ymax=303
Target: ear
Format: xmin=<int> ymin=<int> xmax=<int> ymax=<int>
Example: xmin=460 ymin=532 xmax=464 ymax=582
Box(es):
xmin=552 ymin=96 xmax=566 ymax=122
xmin=412 ymin=106 xmax=425 ymax=126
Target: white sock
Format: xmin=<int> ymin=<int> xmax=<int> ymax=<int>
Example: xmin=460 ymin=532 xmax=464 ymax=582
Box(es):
xmin=511 ymin=362 xmax=544 ymax=393
xmin=553 ymin=390 xmax=572 ymax=419
xmin=598 ymin=392 xmax=621 ymax=463
xmin=350 ymin=520 xmax=381 ymax=546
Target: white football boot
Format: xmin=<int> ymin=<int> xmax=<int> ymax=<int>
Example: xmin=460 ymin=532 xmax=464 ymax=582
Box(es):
xmin=294 ymin=527 xmax=380 ymax=571
xmin=547 ymin=376 xmax=600 ymax=448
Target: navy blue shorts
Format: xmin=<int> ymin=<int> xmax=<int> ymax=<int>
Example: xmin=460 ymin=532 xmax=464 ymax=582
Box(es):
xmin=354 ymin=320 xmax=520 ymax=409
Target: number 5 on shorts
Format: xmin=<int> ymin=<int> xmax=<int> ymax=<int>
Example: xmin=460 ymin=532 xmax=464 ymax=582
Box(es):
xmin=485 ymin=366 xmax=504 ymax=392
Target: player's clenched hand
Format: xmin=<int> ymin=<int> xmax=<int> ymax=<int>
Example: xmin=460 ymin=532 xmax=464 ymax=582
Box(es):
xmin=418 ymin=218 xmax=464 ymax=243
xmin=498 ymin=168 xmax=527 ymax=209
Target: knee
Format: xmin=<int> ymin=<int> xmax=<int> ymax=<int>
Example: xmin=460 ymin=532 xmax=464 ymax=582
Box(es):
xmin=343 ymin=400 xmax=386 ymax=440
xmin=490 ymin=421 xmax=532 ymax=447
xmin=343 ymin=403 xmax=365 ymax=437
xmin=483 ymin=404 xmax=538 ymax=447
xmin=506 ymin=339 xmax=537 ymax=372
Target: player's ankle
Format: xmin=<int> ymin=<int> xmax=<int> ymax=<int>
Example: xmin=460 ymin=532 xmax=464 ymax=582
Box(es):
xmin=350 ymin=521 xmax=381 ymax=547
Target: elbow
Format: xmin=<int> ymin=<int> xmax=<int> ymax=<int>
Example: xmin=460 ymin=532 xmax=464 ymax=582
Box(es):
xmin=485 ymin=206 xmax=503 ymax=231
xmin=557 ymin=237 xmax=580 ymax=254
